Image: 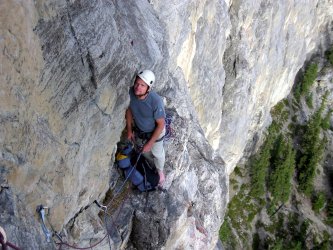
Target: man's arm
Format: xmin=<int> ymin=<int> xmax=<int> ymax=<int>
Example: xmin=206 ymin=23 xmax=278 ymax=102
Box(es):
xmin=125 ymin=108 xmax=134 ymax=141
xmin=142 ymin=117 xmax=165 ymax=153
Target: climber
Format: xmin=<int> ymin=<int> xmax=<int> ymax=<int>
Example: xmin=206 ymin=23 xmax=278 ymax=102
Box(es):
xmin=125 ymin=69 xmax=166 ymax=186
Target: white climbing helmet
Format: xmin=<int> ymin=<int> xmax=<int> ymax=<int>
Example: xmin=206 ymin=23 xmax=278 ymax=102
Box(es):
xmin=137 ymin=70 xmax=155 ymax=88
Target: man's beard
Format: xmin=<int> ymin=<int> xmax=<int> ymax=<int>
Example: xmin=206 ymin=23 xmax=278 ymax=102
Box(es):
xmin=135 ymin=92 xmax=147 ymax=98
xmin=134 ymin=89 xmax=149 ymax=98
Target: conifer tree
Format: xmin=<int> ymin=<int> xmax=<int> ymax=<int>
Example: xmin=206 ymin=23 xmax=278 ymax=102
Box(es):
xmin=300 ymin=63 xmax=318 ymax=96
xmin=297 ymin=97 xmax=326 ymax=195
xmin=269 ymin=135 xmax=295 ymax=204
xmin=250 ymin=123 xmax=278 ymax=197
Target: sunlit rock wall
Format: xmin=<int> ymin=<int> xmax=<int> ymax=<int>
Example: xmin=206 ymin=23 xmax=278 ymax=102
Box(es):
xmin=1 ymin=0 xmax=332 ymax=249
xmin=219 ymin=0 xmax=333 ymax=172
xmin=152 ymin=0 xmax=333 ymax=173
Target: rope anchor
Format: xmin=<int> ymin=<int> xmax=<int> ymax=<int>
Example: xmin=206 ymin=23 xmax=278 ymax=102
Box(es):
xmin=36 ymin=204 xmax=51 ymax=243
xmin=34 ymin=202 xmax=110 ymax=249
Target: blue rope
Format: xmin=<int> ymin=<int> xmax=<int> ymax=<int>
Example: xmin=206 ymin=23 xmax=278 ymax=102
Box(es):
xmin=111 ymin=152 xmax=142 ymax=200
xmin=101 ymin=152 xmax=142 ymax=247
xmin=164 ymin=113 xmax=173 ymax=141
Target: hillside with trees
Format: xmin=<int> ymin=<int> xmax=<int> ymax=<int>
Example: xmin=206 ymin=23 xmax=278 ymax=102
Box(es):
xmin=221 ymin=47 xmax=333 ymax=249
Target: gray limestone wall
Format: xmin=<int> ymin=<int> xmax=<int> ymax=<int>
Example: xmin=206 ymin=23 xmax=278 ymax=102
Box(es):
xmin=0 ymin=0 xmax=332 ymax=249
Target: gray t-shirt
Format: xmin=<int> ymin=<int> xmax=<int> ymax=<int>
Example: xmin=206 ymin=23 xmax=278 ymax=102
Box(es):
xmin=129 ymin=87 xmax=165 ymax=132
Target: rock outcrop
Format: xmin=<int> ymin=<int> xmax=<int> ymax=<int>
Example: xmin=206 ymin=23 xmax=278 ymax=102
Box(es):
xmin=0 ymin=0 xmax=332 ymax=249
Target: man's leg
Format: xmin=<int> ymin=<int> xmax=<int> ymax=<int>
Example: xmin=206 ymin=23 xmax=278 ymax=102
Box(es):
xmin=151 ymin=139 xmax=165 ymax=185
xmin=142 ymin=129 xmax=166 ymax=185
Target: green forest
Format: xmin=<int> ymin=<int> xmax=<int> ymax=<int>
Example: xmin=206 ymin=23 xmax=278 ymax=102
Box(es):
xmin=220 ymin=47 xmax=333 ymax=249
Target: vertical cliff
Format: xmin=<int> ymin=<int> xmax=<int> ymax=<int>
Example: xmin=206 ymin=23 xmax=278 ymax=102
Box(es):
xmin=220 ymin=0 xmax=333 ymax=172
xmin=0 ymin=0 xmax=332 ymax=249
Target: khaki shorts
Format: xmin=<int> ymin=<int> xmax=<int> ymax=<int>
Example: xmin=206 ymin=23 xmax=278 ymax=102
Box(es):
xmin=134 ymin=128 xmax=165 ymax=171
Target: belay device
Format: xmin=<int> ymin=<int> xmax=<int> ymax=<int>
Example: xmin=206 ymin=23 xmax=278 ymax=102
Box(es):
xmin=116 ymin=143 xmax=159 ymax=191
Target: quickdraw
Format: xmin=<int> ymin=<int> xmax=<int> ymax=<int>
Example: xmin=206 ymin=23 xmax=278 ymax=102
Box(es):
xmin=36 ymin=205 xmax=51 ymax=243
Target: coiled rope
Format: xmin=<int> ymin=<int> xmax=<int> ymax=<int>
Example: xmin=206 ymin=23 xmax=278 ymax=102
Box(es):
xmin=164 ymin=113 xmax=174 ymax=141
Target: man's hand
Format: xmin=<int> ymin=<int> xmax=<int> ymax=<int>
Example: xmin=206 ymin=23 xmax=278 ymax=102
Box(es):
xmin=125 ymin=108 xmax=134 ymax=141
xmin=142 ymin=140 xmax=154 ymax=153
xmin=127 ymin=130 xmax=135 ymax=142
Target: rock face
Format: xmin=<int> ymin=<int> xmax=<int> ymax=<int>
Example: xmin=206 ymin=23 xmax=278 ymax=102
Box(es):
xmin=220 ymin=0 xmax=333 ymax=172
xmin=0 ymin=0 xmax=332 ymax=249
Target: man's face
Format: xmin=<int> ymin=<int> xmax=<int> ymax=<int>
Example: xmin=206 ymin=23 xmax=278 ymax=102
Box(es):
xmin=134 ymin=77 xmax=149 ymax=97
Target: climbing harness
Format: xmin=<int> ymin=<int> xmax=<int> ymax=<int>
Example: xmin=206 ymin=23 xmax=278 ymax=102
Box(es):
xmin=133 ymin=126 xmax=152 ymax=140
xmin=132 ymin=111 xmax=174 ymax=144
